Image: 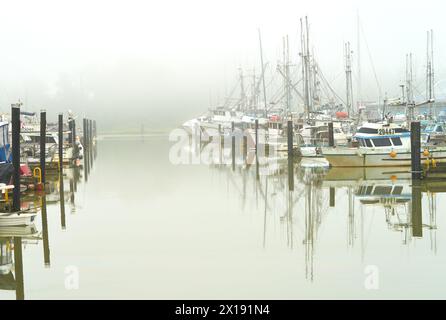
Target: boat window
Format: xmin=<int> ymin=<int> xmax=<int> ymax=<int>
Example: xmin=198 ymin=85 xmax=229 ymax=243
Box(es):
xmin=394 ymin=128 xmax=409 ymax=133
xmin=391 ymin=137 xmax=403 ymax=146
xmin=373 ymin=186 xmax=393 ymax=195
xmin=372 ymin=138 xmax=392 ymax=147
xmin=365 ymin=186 xmax=374 ymax=195
xmin=364 ymin=139 xmax=373 ymax=147
xmin=436 ymin=126 xmax=444 ymax=133
xmin=357 ymin=127 xmax=378 ymax=134
xmin=0 ymin=126 xmax=5 ymax=147
xmin=392 ymin=186 xmax=403 ymax=195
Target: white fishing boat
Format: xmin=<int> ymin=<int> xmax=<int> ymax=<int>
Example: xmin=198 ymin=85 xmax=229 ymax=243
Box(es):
xmin=0 ymin=212 xmax=37 ymax=227
xmin=322 ymin=122 xmax=446 ymax=167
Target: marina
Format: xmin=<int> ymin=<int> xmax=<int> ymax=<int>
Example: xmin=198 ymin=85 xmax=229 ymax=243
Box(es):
xmin=3 ymin=0 xmax=446 ymax=304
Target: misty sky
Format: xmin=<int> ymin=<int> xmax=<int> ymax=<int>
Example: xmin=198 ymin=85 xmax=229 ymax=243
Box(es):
xmin=0 ymin=0 xmax=445 ymax=132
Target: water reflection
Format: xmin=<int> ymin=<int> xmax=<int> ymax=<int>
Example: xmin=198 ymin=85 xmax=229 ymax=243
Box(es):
xmin=194 ymin=140 xmax=443 ymax=282
xmin=0 ymin=142 xmax=95 ymax=300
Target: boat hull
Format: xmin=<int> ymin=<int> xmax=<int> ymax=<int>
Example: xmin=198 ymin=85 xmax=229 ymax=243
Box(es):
xmin=322 ymin=147 xmax=446 ymax=167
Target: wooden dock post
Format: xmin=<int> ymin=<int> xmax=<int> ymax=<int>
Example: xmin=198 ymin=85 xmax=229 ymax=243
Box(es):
xmin=11 ymin=105 xmax=21 ymax=212
xmin=231 ymin=122 xmax=235 ymax=171
xmin=411 ymin=180 xmax=423 ymax=237
xmin=68 ymin=119 xmax=73 ymax=146
xmin=328 ymin=122 xmax=334 ymax=147
xmin=287 ymin=120 xmax=294 ymax=157
xmin=287 ymin=120 xmax=294 ymax=191
xmin=71 ymin=119 xmax=77 ymax=159
xmin=83 ymin=118 xmax=88 ymax=155
xmin=255 ymin=119 xmax=259 ymax=154
xmin=58 ymin=114 xmax=63 ymax=177
xmin=40 ymin=110 xmax=46 ymax=185
xmin=411 ymin=121 xmax=422 ymax=179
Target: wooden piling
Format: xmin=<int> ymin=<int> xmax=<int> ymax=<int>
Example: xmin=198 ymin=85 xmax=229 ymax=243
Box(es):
xmin=232 ymin=122 xmax=235 ymax=171
xmin=287 ymin=120 xmax=294 ymax=191
xmin=410 ymin=121 xmax=422 ymax=179
xmin=40 ymin=110 xmax=46 ymax=184
xmin=287 ymin=120 xmax=293 ymax=156
xmin=58 ymin=114 xmax=63 ymax=176
xmin=328 ymin=122 xmax=334 ymax=147
xmin=11 ymin=105 xmax=21 ymax=212
xmin=255 ymin=119 xmax=259 ymax=154
xmin=411 ymin=180 xmax=423 ymax=237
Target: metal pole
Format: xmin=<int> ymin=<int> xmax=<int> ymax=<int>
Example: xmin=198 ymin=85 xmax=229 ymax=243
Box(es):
xmin=40 ymin=110 xmax=46 ymax=184
xmin=12 ymin=106 xmax=21 ymax=212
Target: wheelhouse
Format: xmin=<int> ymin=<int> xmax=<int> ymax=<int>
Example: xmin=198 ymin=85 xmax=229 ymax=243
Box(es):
xmin=356 ymin=136 xmax=404 ymax=148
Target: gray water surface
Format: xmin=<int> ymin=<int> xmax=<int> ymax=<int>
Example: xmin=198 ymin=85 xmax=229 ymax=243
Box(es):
xmin=1 ymin=134 xmax=445 ymax=299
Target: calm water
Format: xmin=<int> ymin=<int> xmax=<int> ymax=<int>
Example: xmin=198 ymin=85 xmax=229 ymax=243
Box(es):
xmin=1 ymin=134 xmax=446 ymax=299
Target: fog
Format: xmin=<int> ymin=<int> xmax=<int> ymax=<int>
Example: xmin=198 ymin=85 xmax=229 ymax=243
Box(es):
xmin=1 ymin=0 xmax=445 ymax=132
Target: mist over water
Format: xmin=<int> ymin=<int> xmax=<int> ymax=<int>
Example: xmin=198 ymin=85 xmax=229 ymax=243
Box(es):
xmin=1 ymin=0 xmax=446 ymax=132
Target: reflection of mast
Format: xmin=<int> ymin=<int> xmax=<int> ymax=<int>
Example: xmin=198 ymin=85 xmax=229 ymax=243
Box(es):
xmin=304 ymin=180 xmax=314 ymax=281
xmin=427 ymin=192 xmax=437 ymax=253
xmin=347 ymin=187 xmax=355 ymax=247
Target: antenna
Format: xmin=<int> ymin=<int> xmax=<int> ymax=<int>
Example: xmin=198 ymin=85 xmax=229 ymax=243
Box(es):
xmin=258 ymin=29 xmax=268 ymax=118
xmin=357 ymin=11 xmax=361 ymax=109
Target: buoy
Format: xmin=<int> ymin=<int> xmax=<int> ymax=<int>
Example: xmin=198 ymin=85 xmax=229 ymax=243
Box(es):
xmin=390 ymin=151 xmax=397 ymax=158
xmin=390 ymin=175 xmax=397 ymax=182
xmin=432 ymin=158 xmax=437 ymax=168
xmin=423 ymin=149 xmax=430 ymax=157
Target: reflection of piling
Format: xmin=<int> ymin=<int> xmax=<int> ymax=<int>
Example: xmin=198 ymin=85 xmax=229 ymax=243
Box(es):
xmin=13 ymin=237 xmax=24 ymax=300
xmin=329 ymin=187 xmax=335 ymax=207
xmin=12 ymin=105 xmax=21 ymax=212
xmin=411 ymin=180 xmax=423 ymax=237
xmin=72 ymin=119 xmax=78 ymax=158
xmin=328 ymin=122 xmax=334 ymax=147
xmin=59 ymin=114 xmax=66 ymax=228
xmin=41 ymin=195 xmax=51 ymax=266
xmin=243 ymin=133 xmax=247 ymax=161
xmin=287 ymin=120 xmax=294 ymax=191
xmin=232 ymin=122 xmax=235 ymax=171
xmin=411 ymin=121 xmax=422 ymax=179
xmin=255 ymin=119 xmax=259 ymax=154
xmin=60 ymin=174 xmax=66 ymax=229
xmin=40 ymin=110 xmax=46 ymax=184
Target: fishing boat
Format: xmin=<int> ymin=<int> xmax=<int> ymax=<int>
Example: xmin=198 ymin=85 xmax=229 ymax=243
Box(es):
xmin=321 ymin=122 xmax=446 ymax=167
xmin=0 ymin=212 xmax=36 ymax=227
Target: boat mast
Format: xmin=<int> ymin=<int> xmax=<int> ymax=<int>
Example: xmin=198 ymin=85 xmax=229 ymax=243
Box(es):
xmin=357 ymin=11 xmax=362 ymax=111
xmin=406 ymin=53 xmax=414 ymax=121
xmin=300 ymin=17 xmax=312 ymax=122
xmin=258 ymin=29 xmax=268 ymax=118
xmin=344 ymin=42 xmax=354 ymax=117
xmin=426 ymin=29 xmax=435 ymax=118
xmin=239 ymin=67 xmax=246 ymax=112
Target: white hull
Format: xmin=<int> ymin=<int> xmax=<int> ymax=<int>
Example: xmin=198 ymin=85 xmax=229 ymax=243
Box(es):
xmin=0 ymin=212 xmax=36 ymax=226
xmin=322 ymin=146 xmax=446 ymax=167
